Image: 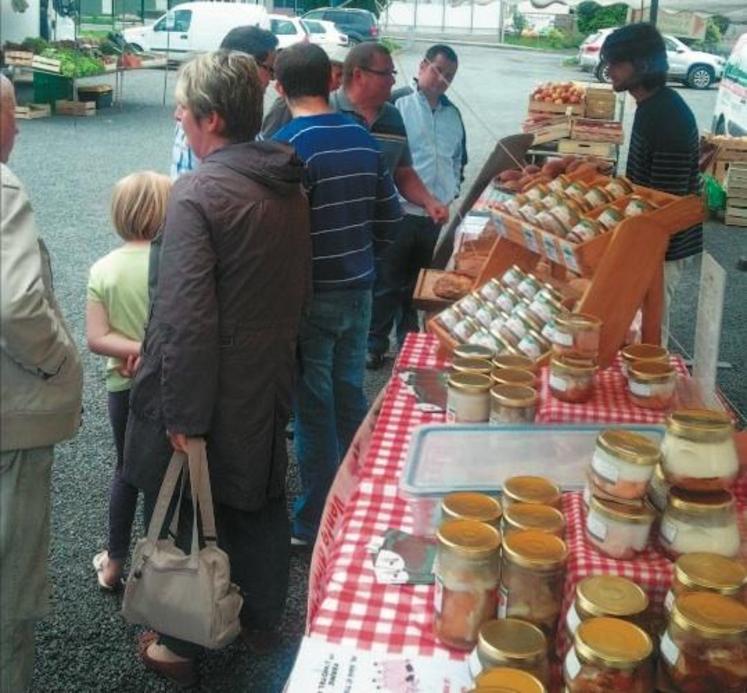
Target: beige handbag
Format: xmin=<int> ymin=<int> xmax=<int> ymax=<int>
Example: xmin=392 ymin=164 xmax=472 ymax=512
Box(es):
xmin=122 ymin=438 xmax=243 ymax=649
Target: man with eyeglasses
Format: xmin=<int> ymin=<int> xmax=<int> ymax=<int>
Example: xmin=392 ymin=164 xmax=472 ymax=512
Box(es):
xmin=170 ymin=25 xmax=278 ymax=179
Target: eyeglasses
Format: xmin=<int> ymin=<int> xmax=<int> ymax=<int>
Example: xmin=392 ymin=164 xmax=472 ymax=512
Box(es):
xmin=258 ymin=62 xmax=275 ymax=77
xmin=361 ymin=67 xmax=397 ymax=78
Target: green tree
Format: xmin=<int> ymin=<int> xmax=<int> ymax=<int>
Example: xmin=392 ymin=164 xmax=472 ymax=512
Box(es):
xmin=576 ymin=1 xmax=628 ymax=35
xmin=513 ymin=10 xmax=526 ymax=34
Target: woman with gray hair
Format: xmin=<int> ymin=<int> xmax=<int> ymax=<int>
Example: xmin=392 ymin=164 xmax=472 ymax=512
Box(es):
xmin=123 ymin=50 xmax=311 ymax=686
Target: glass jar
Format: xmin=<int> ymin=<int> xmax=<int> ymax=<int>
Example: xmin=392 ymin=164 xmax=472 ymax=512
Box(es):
xmin=659 ymin=592 xmax=747 ymax=692
xmin=623 ymin=196 xmax=656 ymax=217
xmin=496 ymin=286 xmax=521 ymax=314
xmin=604 ymin=176 xmax=634 ymax=200
xmin=505 ymin=194 xmax=528 ymax=217
xmin=661 ymin=409 xmax=738 ymax=492
xmin=489 ymin=332 xmax=515 ymax=357
xmin=564 ymin=617 xmax=653 ymax=693
xmin=565 ymin=181 xmax=590 ymax=206
xmin=517 ymin=329 xmax=551 ymax=361
xmin=441 ymin=492 xmax=502 ymax=528
xmin=498 ymin=327 xmax=520 ymax=352
xmin=505 ymin=305 xmax=542 ymax=342
xmin=501 ymin=264 xmax=526 ymax=289
xmin=621 ymin=343 xmax=669 ymax=377
xmin=452 ymin=357 xmax=494 ymax=376
xmin=541 ymin=191 xmax=564 ymax=210
xmin=469 ymin=620 xmax=549 ymax=684
xmin=647 ymin=463 xmax=668 ymax=514
xmin=491 ymin=367 xmax=535 ymax=389
xmin=452 ymin=317 xmax=480 ymax=342
xmin=589 ymin=429 xmax=661 ymax=500
xmin=536 ymin=210 xmax=569 ymax=237
xmin=548 ymin=201 xmax=581 ymax=233
xmin=499 ymin=530 xmax=567 ymax=640
xmin=475 ymin=302 xmax=498 ymax=329
xmin=519 ymin=201 xmax=545 ymax=225
xmin=504 ymin=476 xmax=561 ymax=508
xmin=567 ymin=218 xmax=603 ymax=244
xmin=456 ymin=292 xmax=484 ymax=318
xmin=525 ymin=183 xmax=550 ymax=203
xmin=665 ymin=553 xmax=747 ymax=613
xmin=489 ymin=310 xmax=511 ymax=337
xmin=434 ymin=519 xmax=501 ymax=650
xmin=502 ymin=503 xmax=565 ymax=538
xmin=628 ymin=361 xmax=677 ymax=410
xmin=583 ymin=185 xmax=613 ymax=209
xmin=436 ymin=304 xmax=464 ymax=332
xmin=473 ymin=667 xmax=546 ymax=693
xmin=468 ymin=330 xmax=501 ymax=351
xmin=585 ymin=495 xmax=655 ymax=560
xmin=492 ymin=353 xmax=537 ymax=375
xmin=549 ymin=354 xmax=597 ymax=404
xmin=516 ymin=273 xmax=542 ymax=301
xmin=446 ymin=372 xmax=492 ymax=423
xmin=541 ymin=317 xmax=559 ymax=343
xmin=549 ymin=174 xmax=571 ymax=193
xmin=552 ymin=313 xmax=602 ymax=359
xmin=659 ymin=488 xmax=740 ymax=559
xmin=489 ymin=384 xmax=537 ymax=424
xmin=596 ymin=205 xmax=624 ymax=232
xmin=478 ymin=278 xmax=503 ymax=303
xmin=527 ymin=291 xmax=564 ymax=325
xmin=565 ymin=576 xmax=649 ymax=640
xmin=454 ymin=344 xmax=496 ymax=361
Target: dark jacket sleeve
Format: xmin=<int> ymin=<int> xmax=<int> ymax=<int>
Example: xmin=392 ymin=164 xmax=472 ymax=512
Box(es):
xmin=154 ymin=183 xmax=218 ymax=435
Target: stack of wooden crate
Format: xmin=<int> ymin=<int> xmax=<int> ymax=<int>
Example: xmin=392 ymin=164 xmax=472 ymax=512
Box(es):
xmin=705 ymin=134 xmax=747 ymax=184
xmin=724 ymin=163 xmax=747 ymax=227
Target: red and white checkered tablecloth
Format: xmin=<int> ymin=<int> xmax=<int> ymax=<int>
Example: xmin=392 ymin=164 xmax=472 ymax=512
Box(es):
xmin=306 ymin=333 xmax=746 ymax=670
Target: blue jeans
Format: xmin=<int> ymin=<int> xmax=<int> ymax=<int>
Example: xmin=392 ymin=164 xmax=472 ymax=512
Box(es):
xmin=293 ymin=289 xmax=372 ymax=542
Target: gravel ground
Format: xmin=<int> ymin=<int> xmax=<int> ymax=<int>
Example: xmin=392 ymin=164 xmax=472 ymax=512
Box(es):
xmin=6 ymin=44 xmax=745 ymax=693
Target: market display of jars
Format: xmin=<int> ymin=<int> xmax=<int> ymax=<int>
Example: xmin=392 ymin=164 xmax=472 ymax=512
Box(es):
xmin=502 ymin=503 xmax=565 ymax=538
xmin=585 ymin=495 xmax=656 ymax=560
xmin=664 ymin=553 xmax=747 ymax=613
xmin=433 ymin=519 xmax=501 ymax=650
xmin=589 ymin=429 xmax=661 ymax=500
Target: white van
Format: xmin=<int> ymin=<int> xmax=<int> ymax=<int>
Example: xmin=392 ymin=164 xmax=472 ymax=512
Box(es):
xmin=712 ymin=32 xmax=747 ymax=136
xmin=123 ymin=2 xmax=269 ymax=59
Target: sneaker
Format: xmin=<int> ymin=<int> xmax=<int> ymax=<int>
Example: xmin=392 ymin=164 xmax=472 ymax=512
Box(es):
xmin=290 ymin=536 xmax=309 ymax=547
xmin=366 ymin=352 xmax=385 ymax=370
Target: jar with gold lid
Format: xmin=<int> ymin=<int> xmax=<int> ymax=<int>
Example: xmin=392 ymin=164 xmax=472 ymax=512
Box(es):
xmin=469 ymin=620 xmax=549 ymax=684
xmin=501 ymin=264 xmax=526 ymax=289
xmin=596 ymin=204 xmax=624 ymax=231
xmin=496 ymin=285 xmax=521 ymax=315
xmin=493 ymin=353 xmax=537 ymax=374
xmin=491 ymin=367 xmax=536 ymax=389
xmin=628 ymin=361 xmax=677 ymax=410
xmin=565 ymin=576 xmax=649 ymax=641
xmin=583 ymin=185 xmax=613 ymax=210
xmin=549 ymin=174 xmax=571 ymax=193
xmin=604 ymin=176 xmax=634 ymax=200
xmin=549 ymin=200 xmax=584 ymax=231
xmin=503 ymin=476 xmax=561 ymax=508
xmin=659 ymin=488 xmax=740 ymax=559
xmin=478 ymin=278 xmax=504 ymax=303
xmin=567 ymin=217 xmax=603 ymax=244
xmin=502 ymin=503 xmax=565 ymax=538
xmin=661 ymin=409 xmax=738 ymax=492
xmin=472 ymin=666 xmax=546 ymax=693
xmin=664 ymin=553 xmax=747 ymax=613
xmin=623 ymin=195 xmax=657 ymax=217
xmin=456 ymin=291 xmax=484 ymax=317
xmin=552 ymin=313 xmax=601 ymax=359
xmin=454 ymin=343 xmax=496 ymax=361
xmin=659 ymin=592 xmax=747 ymax=692
xmin=475 ymin=302 xmax=499 ymax=329
xmin=452 ymin=316 xmax=481 ymax=342
xmin=646 ymin=463 xmax=668 ymax=513
xmin=525 ymin=183 xmax=551 ymax=203
xmin=585 ymin=496 xmax=655 ymax=560
xmin=527 ymin=290 xmax=564 ymax=325
xmin=589 ymin=429 xmax=661 ymax=501
xmin=519 ymin=201 xmax=545 ymax=225
xmin=536 ymin=209 xmax=569 ymax=237
xmin=564 ymin=617 xmax=653 ymax=692
xmin=446 ymin=372 xmax=492 ymax=423
xmin=452 ymin=357 xmax=494 ymax=376
xmin=468 ymin=330 xmax=502 ymax=352
xmin=434 ymin=519 xmax=501 ymax=650
xmin=517 ymin=329 xmax=550 ymax=361
xmin=505 ymin=194 xmax=529 ymax=217
xmin=436 ymin=304 xmax=464 ymax=332
xmin=621 ymin=343 xmax=669 ymax=377
xmin=505 ymin=303 xmax=543 ymax=342
xmin=498 ymin=530 xmax=567 ymax=639
xmin=564 ymin=181 xmax=590 ymax=206
xmin=489 ymin=384 xmax=537 ymax=424
xmin=516 ymin=273 xmax=542 ymax=301
xmin=549 ymin=353 xmax=597 ymax=404
xmin=441 ymin=492 xmax=502 ymax=528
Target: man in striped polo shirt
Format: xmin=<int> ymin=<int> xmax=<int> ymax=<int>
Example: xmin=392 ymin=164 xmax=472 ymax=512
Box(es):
xmin=272 ymin=43 xmax=402 ymax=546
xmin=602 ymin=24 xmax=702 ymax=346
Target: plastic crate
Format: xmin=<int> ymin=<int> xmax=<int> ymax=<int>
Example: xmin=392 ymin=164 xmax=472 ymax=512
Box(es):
xmin=33 ymin=72 xmax=73 ymax=106
xmin=78 ymin=85 xmax=113 ymax=109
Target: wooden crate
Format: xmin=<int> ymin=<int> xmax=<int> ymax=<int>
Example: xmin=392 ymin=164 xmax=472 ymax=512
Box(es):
xmin=31 ymin=55 xmax=62 ymax=74
xmin=55 ymin=100 xmax=96 ymax=117
xmin=412 ymin=269 xmax=468 ymax=313
xmin=524 ymin=117 xmax=571 ymax=145
xmin=704 ymin=135 xmax=747 ymax=183
xmin=15 ymin=103 xmax=51 ymax=120
xmin=725 ymin=164 xmax=747 ymax=227
xmin=571 ymin=118 xmax=623 ymax=144
xmin=5 ymin=50 xmax=33 ymax=67
xmin=584 ymin=86 xmax=617 ymax=120
xmin=558 ymin=139 xmax=617 ymax=159
xmin=528 ymin=96 xmax=584 ymax=116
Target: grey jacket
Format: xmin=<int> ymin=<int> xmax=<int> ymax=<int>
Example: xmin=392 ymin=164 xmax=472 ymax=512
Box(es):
xmin=124 ymin=141 xmax=312 ymax=511
xmin=1 ymin=164 xmax=83 ymax=451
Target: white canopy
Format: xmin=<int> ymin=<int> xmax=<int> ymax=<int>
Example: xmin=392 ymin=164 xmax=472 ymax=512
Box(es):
xmin=527 ymin=0 xmax=747 ymax=21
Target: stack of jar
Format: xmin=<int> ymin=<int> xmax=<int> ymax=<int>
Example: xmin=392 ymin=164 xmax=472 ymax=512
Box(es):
xmin=548 ymin=312 xmax=602 ymax=404
xmin=622 ymin=343 xmax=678 ymax=411
xmin=433 ymin=264 xmax=567 ymax=361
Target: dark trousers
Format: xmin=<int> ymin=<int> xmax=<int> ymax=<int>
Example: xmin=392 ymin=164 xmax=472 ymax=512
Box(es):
xmin=143 ymin=491 xmax=291 ymax=659
xmin=368 ymin=214 xmax=441 ymax=356
xmin=107 ymin=389 xmax=139 ymax=562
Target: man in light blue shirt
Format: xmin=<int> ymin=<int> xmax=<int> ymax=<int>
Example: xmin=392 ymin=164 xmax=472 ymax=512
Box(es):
xmin=367 ymin=44 xmax=466 ymax=368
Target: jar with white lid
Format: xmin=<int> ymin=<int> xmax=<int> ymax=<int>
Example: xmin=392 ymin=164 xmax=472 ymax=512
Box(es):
xmin=446 ymin=372 xmax=492 ymax=423
xmin=621 ymin=343 xmax=669 ymax=377
xmin=503 ymin=476 xmax=561 ymax=508
xmin=664 ymin=553 xmax=747 ymax=613
xmin=452 ymin=357 xmax=493 ymax=376
xmin=549 ymin=353 xmax=597 ymax=404
xmin=589 ymin=429 xmax=661 ymax=500
xmin=454 ymin=344 xmax=495 ymax=361
xmin=659 ymin=488 xmax=740 ymax=559
xmin=627 ymin=361 xmax=677 ymax=410
xmin=552 ymin=313 xmax=602 ymax=360
xmin=501 ymin=264 xmax=526 ymax=289
xmin=661 ymin=409 xmax=738 ymax=492
xmin=502 ymin=503 xmax=565 ymax=538
xmin=646 ymin=464 xmax=669 ymax=514
xmin=489 ymin=384 xmax=537 ymax=424
xmin=585 ymin=495 xmax=655 ymax=560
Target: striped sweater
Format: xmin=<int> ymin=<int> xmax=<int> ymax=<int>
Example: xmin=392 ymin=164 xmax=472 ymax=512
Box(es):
xmin=625 ymin=87 xmax=702 ymax=262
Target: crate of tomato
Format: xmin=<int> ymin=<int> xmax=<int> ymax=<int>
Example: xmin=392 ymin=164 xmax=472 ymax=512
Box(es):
xmin=529 ymin=82 xmax=585 ymax=116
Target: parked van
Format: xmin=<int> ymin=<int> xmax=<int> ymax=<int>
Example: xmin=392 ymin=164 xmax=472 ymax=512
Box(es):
xmin=123 ymin=2 xmax=269 ymax=59
xmin=712 ymin=32 xmax=747 ymax=136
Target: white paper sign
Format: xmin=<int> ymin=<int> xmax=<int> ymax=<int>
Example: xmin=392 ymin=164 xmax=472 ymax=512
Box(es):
xmin=693 ymin=253 xmax=726 ymax=407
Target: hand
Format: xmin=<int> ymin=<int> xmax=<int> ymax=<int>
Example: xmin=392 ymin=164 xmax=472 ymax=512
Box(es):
xmin=425 ymin=199 xmax=449 ymax=225
xmin=168 ymin=432 xmax=190 ymax=453
xmin=117 ymin=353 xmax=142 ymax=378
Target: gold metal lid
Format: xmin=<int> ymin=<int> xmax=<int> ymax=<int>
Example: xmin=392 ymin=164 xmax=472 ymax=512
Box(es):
xmin=629 ymin=360 xmax=675 ymax=382
xmin=478 ymin=619 xmax=547 ymax=662
xmin=504 ymin=476 xmax=561 ymax=506
xmin=671 ymin=592 xmax=747 ymax=638
xmin=490 ymin=384 xmax=538 ymax=409
xmin=589 ymin=495 xmax=656 ymax=525
xmin=474 ymin=667 xmax=546 ymax=693
xmin=550 ymin=354 xmax=597 ymax=375
xmin=502 ymin=529 xmax=568 ymax=570
xmin=436 ymin=518 xmax=501 ymax=559
xmin=491 ymin=368 xmax=536 ymax=388
xmin=447 ymin=372 xmax=493 ymax=394
xmin=441 ymin=492 xmax=502 ymax=524
xmin=492 ymin=353 xmax=537 ymax=373
xmin=666 ymin=409 xmax=733 ymax=442
xmin=454 ymin=344 xmax=496 ymax=361
xmin=554 ymin=312 xmax=602 ymax=330
xmin=452 ymin=357 xmax=494 ymax=375
xmin=621 ymin=343 xmax=668 ymax=364
xmin=574 ymin=617 xmax=652 ymax=669
xmin=503 ymin=503 xmax=565 ymax=535
xmin=674 ymin=553 xmax=747 ymax=594
xmin=576 ymin=576 xmax=649 ymax=619
xmin=667 ymin=487 xmax=735 ymax=514
xmin=596 ymin=429 xmax=661 ymax=467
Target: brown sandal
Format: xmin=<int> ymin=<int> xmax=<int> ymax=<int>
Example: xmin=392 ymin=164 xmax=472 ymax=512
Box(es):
xmin=137 ymin=631 xmax=197 ymax=688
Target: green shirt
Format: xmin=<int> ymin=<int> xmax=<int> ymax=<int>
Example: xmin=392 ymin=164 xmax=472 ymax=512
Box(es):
xmin=86 ymin=244 xmax=150 ymax=392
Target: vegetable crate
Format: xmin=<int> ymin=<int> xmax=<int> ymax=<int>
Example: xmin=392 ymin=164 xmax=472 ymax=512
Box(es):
xmin=571 ymin=118 xmax=623 ymax=145
xmin=528 ymin=98 xmax=584 ymax=117
xmin=5 ymin=50 xmax=33 ymax=67
xmin=33 ymin=72 xmax=73 ymax=106
xmin=15 ymin=103 xmax=51 ymax=120
xmin=31 ymin=55 xmax=62 ymax=74
xmin=724 ymin=164 xmax=747 ymax=228
xmin=558 ymin=139 xmax=617 ymax=160
xmin=55 ymin=100 xmax=96 ymax=117
xmin=583 ymin=86 xmax=618 ymax=120
xmin=77 ymin=84 xmax=113 ymax=109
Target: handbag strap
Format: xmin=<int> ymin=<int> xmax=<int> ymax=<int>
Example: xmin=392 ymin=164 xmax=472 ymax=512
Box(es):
xmin=186 ymin=438 xmax=218 ymax=547
xmin=145 ymin=451 xmax=187 ymax=546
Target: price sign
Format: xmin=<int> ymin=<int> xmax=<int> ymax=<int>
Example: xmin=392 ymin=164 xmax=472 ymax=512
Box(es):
xmin=693 ymin=253 xmax=725 ymax=407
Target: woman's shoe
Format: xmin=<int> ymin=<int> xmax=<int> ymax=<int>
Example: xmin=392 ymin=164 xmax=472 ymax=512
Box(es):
xmin=137 ymin=631 xmax=197 ymax=688
xmin=92 ymin=551 xmax=123 ymax=591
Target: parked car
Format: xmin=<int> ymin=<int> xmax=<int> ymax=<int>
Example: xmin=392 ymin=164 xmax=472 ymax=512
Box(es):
xmin=579 ymin=27 xmax=725 ymax=89
xmin=301 ymin=7 xmax=378 ymax=44
xmin=123 ymin=2 xmax=269 ymax=59
xmin=712 ymin=32 xmax=747 ymax=136
xmin=269 ymin=14 xmax=308 ymax=49
xmin=303 ymin=18 xmax=349 ymax=48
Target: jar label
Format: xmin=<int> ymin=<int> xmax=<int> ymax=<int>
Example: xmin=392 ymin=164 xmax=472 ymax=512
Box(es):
xmin=660 ymin=518 xmax=678 ymax=544
xmin=660 ymin=630 xmax=679 ymax=666
xmin=446 ymin=405 xmax=457 ymax=424
xmin=566 ymin=602 xmax=582 ymax=634
xmin=507 ymin=315 xmax=527 ymax=339
xmin=565 ymin=648 xmax=581 ymax=681
xmin=542 ymin=323 xmax=556 ymax=341
xmin=434 ymin=575 xmax=444 ymax=615
xmin=664 ymin=589 xmax=675 ymax=612
xmin=497 ymin=583 xmax=509 ymax=618
xmin=553 ymin=330 xmax=574 ymax=347
xmin=467 ymin=648 xmax=483 ymax=679
xmin=549 ymin=374 xmax=568 ymax=392
xmin=630 ymin=380 xmax=651 ymax=396
xmin=591 ymin=450 xmax=620 ymax=483
xmin=586 ymin=511 xmax=608 ymax=541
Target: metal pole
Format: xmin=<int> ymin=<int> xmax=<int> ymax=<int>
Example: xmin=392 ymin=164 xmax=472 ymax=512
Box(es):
xmin=441 ymin=0 xmax=446 ymax=34
xmin=469 ymin=0 xmax=474 ymax=35
xmin=498 ymin=0 xmax=504 ymax=44
xmin=413 ymin=0 xmax=418 ymax=35
xmin=650 ymin=0 xmax=658 ymax=25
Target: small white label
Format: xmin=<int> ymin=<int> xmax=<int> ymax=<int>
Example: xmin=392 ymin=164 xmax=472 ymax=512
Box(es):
xmin=446 ymin=405 xmax=457 ymax=423
xmin=542 ymin=323 xmax=556 ymax=341
xmin=566 ymin=603 xmax=582 ymax=635
xmin=660 ymin=630 xmax=680 ymax=666
xmin=664 ymin=589 xmax=675 ymax=612
xmin=660 ymin=518 xmax=678 ymax=544
xmin=586 ymin=511 xmax=608 ymax=541
xmin=591 ymin=451 xmax=620 ymax=483
xmin=467 ymin=648 xmax=483 ymax=678
xmin=553 ymin=330 xmax=574 ymax=347
xmin=434 ymin=576 xmax=444 ymax=614
xmin=497 ymin=584 xmax=509 ymax=618
xmin=565 ymin=648 xmax=582 ymax=680
xmin=630 ymin=380 xmax=652 ymax=396
xmin=549 ymin=373 xmax=568 ymax=392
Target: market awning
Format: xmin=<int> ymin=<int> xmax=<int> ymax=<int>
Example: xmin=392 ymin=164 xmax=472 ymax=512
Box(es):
xmin=526 ymin=0 xmax=747 ymax=21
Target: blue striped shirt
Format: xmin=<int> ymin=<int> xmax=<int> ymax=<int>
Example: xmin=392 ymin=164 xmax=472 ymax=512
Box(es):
xmin=274 ymin=113 xmax=402 ymax=291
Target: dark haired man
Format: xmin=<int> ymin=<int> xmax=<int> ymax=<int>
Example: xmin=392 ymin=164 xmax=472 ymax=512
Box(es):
xmin=272 ymin=43 xmax=402 ymax=547
xmin=602 ymin=23 xmax=701 ymax=345
xmin=170 ymin=25 xmax=278 ymax=178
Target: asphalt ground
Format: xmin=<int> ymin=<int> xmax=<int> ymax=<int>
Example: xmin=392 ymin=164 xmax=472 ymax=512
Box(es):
xmin=6 ymin=43 xmax=744 ymax=692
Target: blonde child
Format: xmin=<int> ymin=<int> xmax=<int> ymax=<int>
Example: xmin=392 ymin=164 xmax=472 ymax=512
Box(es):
xmin=86 ymin=171 xmax=171 ymax=590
